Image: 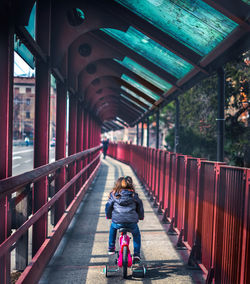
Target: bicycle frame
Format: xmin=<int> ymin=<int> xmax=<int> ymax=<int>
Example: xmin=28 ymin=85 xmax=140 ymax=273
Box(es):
xmin=117 ymin=232 xmax=133 ymax=268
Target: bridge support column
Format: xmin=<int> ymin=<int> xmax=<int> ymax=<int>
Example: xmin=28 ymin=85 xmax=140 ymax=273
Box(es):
xmin=141 ymin=121 xmax=144 ymax=146
xmin=55 ymin=82 xmax=67 ymax=224
xmin=147 ymin=117 xmax=150 ymax=147
xmin=33 ymin=0 xmax=51 ymax=257
xmin=174 ymin=98 xmax=180 ymax=153
xmin=0 ymin=3 xmax=14 ymax=282
xmin=136 ymin=124 xmax=139 ymax=145
xmin=77 ymin=105 xmax=84 ymax=190
xmin=217 ymin=67 xmax=225 ymax=162
xmin=88 ymin=115 xmax=92 ymax=176
xmin=68 ymin=94 xmax=78 ymax=204
xmin=156 ymin=110 xmax=160 ymax=149
xmin=84 ymin=112 xmax=89 ymax=181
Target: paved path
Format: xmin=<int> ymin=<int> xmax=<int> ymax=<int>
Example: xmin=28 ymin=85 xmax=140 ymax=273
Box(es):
xmin=39 ymin=156 xmax=204 ymax=283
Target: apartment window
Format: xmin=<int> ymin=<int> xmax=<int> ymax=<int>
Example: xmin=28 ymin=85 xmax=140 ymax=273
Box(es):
xmin=26 ymin=98 xmax=30 ymax=105
xmin=26 ymin=111 xmax=30 ymax=119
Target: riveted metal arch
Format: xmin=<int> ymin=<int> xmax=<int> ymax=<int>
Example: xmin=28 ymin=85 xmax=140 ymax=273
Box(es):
xmin=106 ymin=60 xmax=164 ymax=96
xmin=84 ymin=76 xmax=121 ymax=104
xmin=67 ymin=32 xmax=124 ymax=90
xmin=50 ymin=0 xmax=129 ymax=69
xmin=86 ymin=75 xmax=157 ymax=106
xmin=77 ymin=59 xmax=123 ymax=98
xmin=85 ymin=75 xmax=157 ymax=112
xmin=97 ymin=100 xmax=140 ymax=124
xmin=80 ymin=59 xmax=164 ymax=97
xmin=99 ymin=109 xmax=117 ymax=122
xmin=90 ymin=90 xmax=120 ymax=111
xmin=94 ymin=95 xmax=120 ymax=113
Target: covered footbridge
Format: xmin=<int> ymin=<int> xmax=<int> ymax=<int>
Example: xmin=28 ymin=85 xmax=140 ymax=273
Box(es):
xmin=0 ymin=0 xmax=250 ymax=283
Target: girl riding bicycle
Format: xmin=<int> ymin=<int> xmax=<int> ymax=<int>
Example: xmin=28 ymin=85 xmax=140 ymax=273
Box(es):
xmin=105 ymin=176 xmax=144 ymax=264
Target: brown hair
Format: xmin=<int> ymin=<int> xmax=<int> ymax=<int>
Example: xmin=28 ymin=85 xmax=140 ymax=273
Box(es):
xmin=110 ymin=176 xmax=135 ymax=198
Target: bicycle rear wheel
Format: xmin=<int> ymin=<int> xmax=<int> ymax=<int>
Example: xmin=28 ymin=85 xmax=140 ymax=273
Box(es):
xmin=122 ymin=246 xmax=128 ymax=278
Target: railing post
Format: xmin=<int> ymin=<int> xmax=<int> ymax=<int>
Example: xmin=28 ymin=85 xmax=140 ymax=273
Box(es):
xmin=156 ymin=110 xmax=160 ymax=149
xmin=217 ymin=67 xmax=225 ymax=162
xmin=147 ymin=116 xmax=150 ymax=147
xmin=174 ymin=98 xmax=180 ymax=153
xmin=0 ymin=2 xmax=14 ymax=281
xmin=33 ymin=0 xmax=51 ymax=257
xmin=55 ymin=81 xmax=67 ymax=224
xmin=141 ymin=121 xmax=144 ymax=146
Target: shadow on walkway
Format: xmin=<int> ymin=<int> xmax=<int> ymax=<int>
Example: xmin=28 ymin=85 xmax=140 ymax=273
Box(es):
xmin=39 ymin=156 xmax=204 ymax=284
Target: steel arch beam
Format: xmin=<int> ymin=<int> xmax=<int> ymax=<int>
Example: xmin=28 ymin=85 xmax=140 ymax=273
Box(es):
xmin=51 ymin=0 xmax=128 ymax=68
xmin=80 ymin=59 xmax=164 ymax=97
xmin=68 ymin=32 xmax=124 ymax=90
xmin=85 ymin=75 xmax=156 ymax=109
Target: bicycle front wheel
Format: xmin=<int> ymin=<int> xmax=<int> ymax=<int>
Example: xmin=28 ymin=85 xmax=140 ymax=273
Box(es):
xmin=122 ymin=246 xmax=128 ymax=278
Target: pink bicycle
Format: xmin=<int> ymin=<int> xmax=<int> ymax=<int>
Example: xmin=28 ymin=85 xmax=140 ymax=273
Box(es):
xmin=104 ymin=228 xmax=146 ymax=278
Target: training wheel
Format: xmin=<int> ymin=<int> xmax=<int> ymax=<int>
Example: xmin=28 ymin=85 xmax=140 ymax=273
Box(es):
xmin=104 ymin=265 xmax=108 ymax=277
xmin=132 ymin=265 xmax=146 ymax=278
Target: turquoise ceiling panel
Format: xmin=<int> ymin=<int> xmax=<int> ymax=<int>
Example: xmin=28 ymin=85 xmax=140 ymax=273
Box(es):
xmin=121 ymin=74 xmax=160 ymax=101
xmin=14 ymin=34 xmax=34 ymax=69
xmin=114 ymin=0 xmax=238 ymax=56
xmin=120 ymin=94 xmax=147 ymax=111
xmin=121 ymin=86 xmax=153 ymax=107
xmin=14 ymin=3 xmax=36 ymax=68
xmin=115 ymin=57 xmax=172 ymax=92
xmin=25 ymin=3 xmax=36 ymax=39
xmin=101 ymin=26 xmax=193 ymax=79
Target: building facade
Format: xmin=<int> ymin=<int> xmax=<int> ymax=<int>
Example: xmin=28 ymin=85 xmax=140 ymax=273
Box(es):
xmin=13 ymin=77 xmax=56 ymax=142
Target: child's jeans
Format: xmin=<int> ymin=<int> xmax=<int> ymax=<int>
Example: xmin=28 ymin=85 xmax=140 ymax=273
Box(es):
xmin=109 ymin=222 xmax=141 ymax=256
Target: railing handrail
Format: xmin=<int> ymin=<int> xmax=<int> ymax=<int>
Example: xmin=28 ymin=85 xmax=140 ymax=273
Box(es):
xmin=107 ymin=142 xmax=250 ymax=283
xmin=0 ymin=153 xmax=101 ymax=258
xmin=0 ymin=145 xmax=102 ymax=196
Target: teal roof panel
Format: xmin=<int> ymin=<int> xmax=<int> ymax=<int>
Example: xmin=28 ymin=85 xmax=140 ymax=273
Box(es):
xmin=121 ymin=74 xmax=160 ymax=101
xmin=121 ymin=85 xmax=153 ymax=107
xmin=115 ymin=57 xmax=172 ymax=92
xmin=120 ymin=94 xmax=147 ymax=111
xmin=101 ymin=26 xmax=194 ymax=79
xmin=114 ymin=0 xmax=238 ymax=56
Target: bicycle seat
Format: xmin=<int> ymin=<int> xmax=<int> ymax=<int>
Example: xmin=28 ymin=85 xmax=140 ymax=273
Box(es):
xmin=119 ymin=228 xmax=133 ymax=233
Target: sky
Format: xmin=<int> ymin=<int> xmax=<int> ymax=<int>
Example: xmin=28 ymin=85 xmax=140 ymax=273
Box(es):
xmin=14 ymin=52 xmax=35 ymax=77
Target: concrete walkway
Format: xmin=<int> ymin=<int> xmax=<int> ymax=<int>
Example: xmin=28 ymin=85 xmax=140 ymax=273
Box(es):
xmin=39 ymin=156 xmax=204 ymax=283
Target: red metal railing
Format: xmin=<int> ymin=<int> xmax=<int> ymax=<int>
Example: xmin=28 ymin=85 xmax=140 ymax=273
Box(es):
xmin=107 ymin=142 xmax=250 ymax=284
xmin=0 ymin=146 xmax=101 ymax=284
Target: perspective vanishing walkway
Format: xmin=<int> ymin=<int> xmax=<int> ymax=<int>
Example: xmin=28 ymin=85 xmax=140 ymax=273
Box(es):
xmin=39 ymin=156 xmax=204 ymax=283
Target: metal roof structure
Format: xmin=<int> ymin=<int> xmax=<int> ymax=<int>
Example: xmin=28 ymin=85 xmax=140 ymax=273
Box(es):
xmin=14 ymin=0 xmax=250 ymax=132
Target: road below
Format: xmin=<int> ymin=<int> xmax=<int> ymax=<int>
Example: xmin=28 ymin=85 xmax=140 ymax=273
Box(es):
xmin=13 ymin=146 xmax=56 ymax=176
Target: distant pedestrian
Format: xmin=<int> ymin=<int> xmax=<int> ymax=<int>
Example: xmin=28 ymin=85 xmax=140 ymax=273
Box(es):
xmin=24 ymin=136 xmax=29 ymax=146
xmin=102 ymin=137 xmax=109 ymax=159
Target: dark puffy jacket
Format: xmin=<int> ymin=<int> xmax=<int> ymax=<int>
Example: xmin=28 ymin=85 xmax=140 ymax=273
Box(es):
xmin=105 ymin=190 xmax=144 ymax=224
